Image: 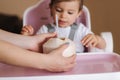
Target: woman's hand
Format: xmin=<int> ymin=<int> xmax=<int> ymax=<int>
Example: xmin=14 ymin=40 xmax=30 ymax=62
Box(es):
xmin=40 ymin=44 xmax=76 ymax=72
xmin=29 ymin=32 xmax=57 ymax=52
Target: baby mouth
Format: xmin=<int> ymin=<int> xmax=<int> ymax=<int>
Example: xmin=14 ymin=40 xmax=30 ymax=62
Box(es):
xmin=59 ymin=20 xmax=67 ymax=24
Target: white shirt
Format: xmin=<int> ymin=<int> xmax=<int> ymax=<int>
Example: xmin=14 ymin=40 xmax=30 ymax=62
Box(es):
xmin=37 ymin=23 xmax=93 ymax=53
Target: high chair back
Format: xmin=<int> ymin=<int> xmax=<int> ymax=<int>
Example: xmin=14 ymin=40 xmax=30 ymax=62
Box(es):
xmin=23 ymin=0 xmax=91 ymax=34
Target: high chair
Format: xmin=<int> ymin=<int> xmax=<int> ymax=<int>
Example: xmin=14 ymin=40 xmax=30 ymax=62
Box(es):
xmin=23 ymin=0 xmax=113 ymax=52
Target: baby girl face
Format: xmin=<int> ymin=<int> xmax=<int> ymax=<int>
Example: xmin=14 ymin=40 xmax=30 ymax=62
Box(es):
xmin=51 ymin=0 xmax=81 ymax=28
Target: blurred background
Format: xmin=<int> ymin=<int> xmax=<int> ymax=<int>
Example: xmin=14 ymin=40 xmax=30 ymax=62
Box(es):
xmin=0 ymin=0 xmax=119 ymax=54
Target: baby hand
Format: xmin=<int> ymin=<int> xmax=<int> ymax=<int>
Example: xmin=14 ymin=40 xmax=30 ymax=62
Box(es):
xmin=81 ymin=34 xmax=99 ymax=47
xmin=21 ymin=25 xmax=34 ymax=36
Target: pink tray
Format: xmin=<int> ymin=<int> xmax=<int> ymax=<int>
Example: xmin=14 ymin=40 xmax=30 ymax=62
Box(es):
xmin=0 ymin=52 xmax=120 ymax=77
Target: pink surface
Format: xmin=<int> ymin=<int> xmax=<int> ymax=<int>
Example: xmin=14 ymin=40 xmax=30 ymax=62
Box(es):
xmin=0 ymin=53 xmax=120 ymax=77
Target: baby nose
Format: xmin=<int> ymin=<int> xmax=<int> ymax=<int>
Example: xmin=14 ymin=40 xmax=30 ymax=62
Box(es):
xmin=60 ymin=12 xmax=67 ymax=18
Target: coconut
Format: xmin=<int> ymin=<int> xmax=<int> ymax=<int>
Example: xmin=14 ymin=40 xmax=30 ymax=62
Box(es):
xmin=43 ymin=38 xmax=76 ymax=57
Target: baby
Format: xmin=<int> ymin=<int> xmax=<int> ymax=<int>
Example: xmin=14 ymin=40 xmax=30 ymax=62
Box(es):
xmin=21 ymin=0 xmax=106 ymax=53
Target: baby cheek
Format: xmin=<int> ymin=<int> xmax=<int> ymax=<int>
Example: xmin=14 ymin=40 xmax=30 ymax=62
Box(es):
xmin=69 ymin=20 xmax=76 ymax=25
xmin=70 ymin=17 xmax=77 ymax=23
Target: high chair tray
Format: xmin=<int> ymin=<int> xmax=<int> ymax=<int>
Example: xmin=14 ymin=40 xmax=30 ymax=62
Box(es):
xmin=0 ymin=52 xmax=120 ymax=80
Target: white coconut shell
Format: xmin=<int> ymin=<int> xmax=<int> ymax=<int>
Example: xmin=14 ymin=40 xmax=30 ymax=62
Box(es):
xmin=43 ymin=38 xmax=76 ymax=57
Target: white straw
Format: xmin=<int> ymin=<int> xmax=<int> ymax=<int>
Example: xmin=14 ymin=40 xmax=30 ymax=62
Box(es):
xmin=56 ymin=14 xmax=59 ymax=29
xmin=55 ymin=14 xmax=59 ymax=37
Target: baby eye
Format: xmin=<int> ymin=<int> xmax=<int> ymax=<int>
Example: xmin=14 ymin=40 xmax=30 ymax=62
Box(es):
xmin=56 ymin=8 xmax=62 ymax=12
xmin=68 ymin=12 xmax=74 ymax=15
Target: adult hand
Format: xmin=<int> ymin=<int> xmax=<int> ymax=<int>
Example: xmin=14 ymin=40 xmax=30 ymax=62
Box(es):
xmin=29 ymin=32 xmax=57 ymax=52
xmin=40 ymin=43 xmax=76 ymax=72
